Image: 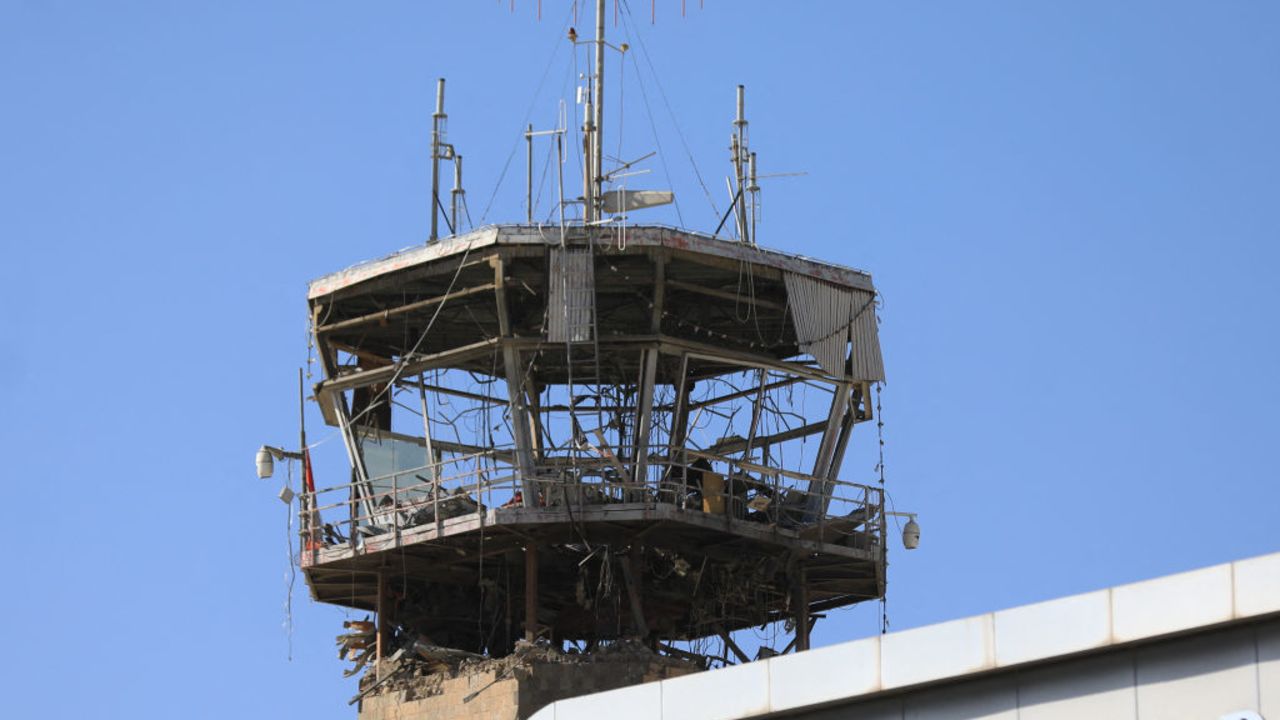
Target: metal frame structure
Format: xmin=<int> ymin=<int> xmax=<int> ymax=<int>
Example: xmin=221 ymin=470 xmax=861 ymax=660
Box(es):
xmin=289 ymin=0 xmax=897 ymax=675
xmin=301 ymin=223 xmax=887 ymax=666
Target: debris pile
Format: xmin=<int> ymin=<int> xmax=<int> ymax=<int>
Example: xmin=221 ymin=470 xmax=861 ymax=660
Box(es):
xmin=337 ymin=618 xmax=376 ymax=678
xmin=356 ymin=638 xmax=700 ymax=703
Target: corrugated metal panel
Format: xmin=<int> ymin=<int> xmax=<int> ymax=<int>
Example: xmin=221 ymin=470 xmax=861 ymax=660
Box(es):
xmin=547 ymin=247 xmax=595 ymax=343
xmin=784 ymin=273 xmax=885 ymax=381
xmin=784 ymin=273 xmax=849 ymax=377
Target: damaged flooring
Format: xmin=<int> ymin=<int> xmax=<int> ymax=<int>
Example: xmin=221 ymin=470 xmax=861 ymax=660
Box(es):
xmin=356 ymin=640 xmax=701 ymax=720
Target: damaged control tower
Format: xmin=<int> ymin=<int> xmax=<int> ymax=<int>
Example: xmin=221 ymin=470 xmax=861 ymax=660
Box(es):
xmin=279 ymin=3 xmax=903 ymax=717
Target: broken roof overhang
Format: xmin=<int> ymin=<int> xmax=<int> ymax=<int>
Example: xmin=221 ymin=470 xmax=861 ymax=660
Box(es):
xmin=306 ymin=224 xmax=875 ymax=302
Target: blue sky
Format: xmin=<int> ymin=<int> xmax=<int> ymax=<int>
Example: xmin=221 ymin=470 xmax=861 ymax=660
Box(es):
xmin=2 ymin=1 xmax=1278 ymax=717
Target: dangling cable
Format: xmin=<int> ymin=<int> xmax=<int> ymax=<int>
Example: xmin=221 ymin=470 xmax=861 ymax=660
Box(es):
xmin=285 ymin=458 xmax=296 ymax=660
xmin=619 ymin=0 xmax=719 ymax=222
xmin=875 ymin=381 xmax=889 ymax=635
xmin=624 ymin=45 xmax=685 ymax=226
xmin=478 ymin=6 xmax=575 ymax=225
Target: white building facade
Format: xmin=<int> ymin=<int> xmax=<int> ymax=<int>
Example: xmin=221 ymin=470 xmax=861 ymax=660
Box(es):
xmin=533 ymin=552 xmax=1280 ymax=720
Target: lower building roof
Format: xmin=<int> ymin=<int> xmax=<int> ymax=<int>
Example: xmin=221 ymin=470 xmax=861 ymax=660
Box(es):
xmin=530 ymin=550 xmax=1280 ymax=720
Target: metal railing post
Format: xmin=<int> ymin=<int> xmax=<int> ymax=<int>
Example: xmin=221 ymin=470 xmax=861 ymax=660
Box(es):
xmin=433 ymin=471 xmax=442 ymax=537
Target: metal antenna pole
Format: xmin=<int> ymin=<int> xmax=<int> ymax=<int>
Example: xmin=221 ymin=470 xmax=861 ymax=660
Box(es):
xmin=583 ymin=101 xmax=594 ymax=222
xmin=734 ymin=85 xmax=749 ymax=245
xmin=297 ymin=367 xmax=308 ymax=542
xmin=451 ymin=155 xmax=464 ymax=235
xmin=593 ymin=0 xmax=606 ymax=221
xmin=748 ymin=151 xmax=758 ymax=246
xmin=557 ymin=131 xmax=567 ymax=244
xmin=430 ymin=78 xmax=446 ymax=243
xmin=297 ymin=368 xmax=306 ymax=460
xmin=526 ymin=124 xmax=534 ymax=224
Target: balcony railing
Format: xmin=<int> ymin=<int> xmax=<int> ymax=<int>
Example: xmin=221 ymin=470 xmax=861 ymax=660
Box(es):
xmin=298 ymin=446 xmax=884 ymax=559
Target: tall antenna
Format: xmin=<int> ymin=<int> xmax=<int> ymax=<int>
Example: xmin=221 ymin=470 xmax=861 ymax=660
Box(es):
xmin=733 ymin=84 xmax=750 ymax=245
xmin=592 ymin=0 xmax=606 ymax=223
xmin=451 ymin=154 xmax=465 ymax=234
xmin=574 ymin=0 xmax=609 ymax=224
xmin=582 ymin=99 xmax=595 ymax=222
xmin=524 ymin=106 xmax=567 ymax=228
xmin=748 ymin=150 xmax=758 ymax=244
xmin=526 ymin=123 xmax=534 ymax=223
xmin=429 ymin=77 xmax=461 ymax=242
xmin=430 ymin=78 xmax=447 ymax=242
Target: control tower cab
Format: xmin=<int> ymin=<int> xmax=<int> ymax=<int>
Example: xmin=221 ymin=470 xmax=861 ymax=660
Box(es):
xmin=298 ymin=223 xmax=889 ymax=661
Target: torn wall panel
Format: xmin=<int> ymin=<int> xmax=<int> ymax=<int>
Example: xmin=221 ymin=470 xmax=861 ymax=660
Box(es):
xmin=783 ymin=272 xmax=885 ymax=382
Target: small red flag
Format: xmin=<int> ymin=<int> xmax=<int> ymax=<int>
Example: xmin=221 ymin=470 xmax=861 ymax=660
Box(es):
xmin=303 ymin=448 xmax=316 ymax=493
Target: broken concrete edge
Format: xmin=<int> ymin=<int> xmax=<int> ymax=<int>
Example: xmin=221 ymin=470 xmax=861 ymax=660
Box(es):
xmin=306 ymin=224 xmax=875 ymax=301
xmin=355 ymin=639 xmax=704 ymax=720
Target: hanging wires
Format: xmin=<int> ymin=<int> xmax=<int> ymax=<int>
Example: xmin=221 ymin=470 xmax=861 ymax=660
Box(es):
xmin=533 ymin=123 xmax=558 ymax=220
xmin=343 ymin=238 xmax=475 ymax=430
xmin=618 ymin=0 xmax=720 ymax=223
xmin=570 ymin=33 xmax=586 ymax=216
xmin=617 ymin=11 xmax=685 ymax=227
xmin=615 ymin=24 xmax=626 ymax=173
xmin=284 ymin=457 xmax=296 ymax=660
xmin=478 ymin=5 xmax=576 ymax=225
xmin=875 ymin=383 xmax=885 ymax=489
xmin=874 ymin=378 xmax=891 ymax=635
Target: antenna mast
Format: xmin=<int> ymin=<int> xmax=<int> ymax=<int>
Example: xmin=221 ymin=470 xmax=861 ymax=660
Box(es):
xmin=583 ymin=100 xmax=595 ymax=223
xmin=451 ymin=154 xmax=464 ymax=234
xmin=573 ymin=0 xmax=620 ymax=225
xmin=733 ymin=84 xmax=750 ymax=245
xmin=428 ymin=77 xmax=463 ymax=242
xmin=592 ymin=0 xmax=606 ymax=223
xmin=431 ymin=78 xmax=446 ymax=242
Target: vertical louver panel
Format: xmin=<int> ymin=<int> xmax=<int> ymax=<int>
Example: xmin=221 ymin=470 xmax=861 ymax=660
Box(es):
xmin=784 ymin=272 xmax=884 ymax=381
xmin=547 ymin=247 xmax=596 ymax=343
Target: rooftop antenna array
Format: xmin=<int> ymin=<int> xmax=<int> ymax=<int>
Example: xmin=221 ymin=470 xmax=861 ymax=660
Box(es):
xmin=731 ymin=85 xmax=755 ymax=245
xmin=571 ymin=0 xmax=630 ymax=226
xmin=429 ymin=78 xmax=464 ymax=242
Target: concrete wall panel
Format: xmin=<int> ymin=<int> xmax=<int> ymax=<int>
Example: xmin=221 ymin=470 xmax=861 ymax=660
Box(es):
xmin=768 ymin=637 xmax=880 ymax=712
xmin=1259 ymin=624 xmax=1280 ymax=719
xmin=552 ymin=681 xmax=661 ymax=720
xmin=1112 ymin=564 xmax=1233 ymax=643
xmin=660 ymin=659 xmax=770 ymax=720
xmin=1017 ymin=654 xmax=1136 ymax=720
xmin=881 ymin=616 xmax=995 ymax=689
xmin=1234 ymin=553 xmax=1280 ymax=618
xmin=801 ymin=697 xmax=903 ymax=720
xmin=1134 ymin=628 xmax=1258 ymax=720
xmin=902 ymin=679 xmax=1017 ymax=720
xmin=993 ymin=590 xmax=1111 ymax=667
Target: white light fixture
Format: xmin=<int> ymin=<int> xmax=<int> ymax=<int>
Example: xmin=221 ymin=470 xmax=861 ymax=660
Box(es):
xmin=884 ymin=510 xmax=922 ymax=550
xmin=256 ymin=444 xmax=304 ymax=480
xmin=256 ymin=446 xmax=274 ymax=479
xmin=902 ymin=515 xmax=921 ymax=550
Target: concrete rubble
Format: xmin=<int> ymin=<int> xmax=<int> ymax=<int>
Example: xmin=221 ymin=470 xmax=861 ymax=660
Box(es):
xmin=359 ymin=639 xmax=700 ymax=703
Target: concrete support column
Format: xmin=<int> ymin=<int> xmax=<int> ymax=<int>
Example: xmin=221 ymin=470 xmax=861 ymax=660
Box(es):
xmin=793 ymin=565 xmax=810 ymax=652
